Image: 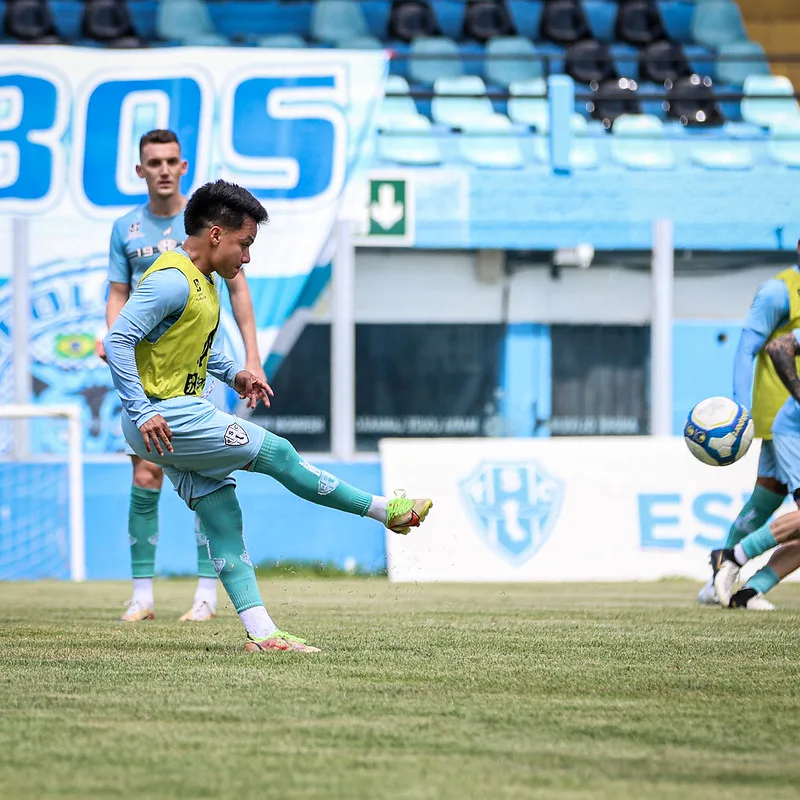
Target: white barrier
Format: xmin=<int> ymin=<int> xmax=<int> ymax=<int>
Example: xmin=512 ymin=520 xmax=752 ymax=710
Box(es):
xmin=380 ymin=437 xmax=795 ymax=583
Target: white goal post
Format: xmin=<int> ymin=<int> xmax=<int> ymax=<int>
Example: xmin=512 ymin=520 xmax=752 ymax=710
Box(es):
xmin=0 ymin=404 xmax=85 ymax=582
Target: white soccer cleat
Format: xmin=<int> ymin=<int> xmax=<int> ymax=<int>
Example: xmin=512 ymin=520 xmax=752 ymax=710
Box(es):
xmin=710 ymin=548 xmax=740 ymax=607
xmin=178 ymin=600 xmax=217 ymax=622
xmin=120 ymin=599 xmax=155 ymax=622
xmin=730 ymin=589 xmax=777 ymax=611
xmin=697 ymin=580 xmax=719 ymax=606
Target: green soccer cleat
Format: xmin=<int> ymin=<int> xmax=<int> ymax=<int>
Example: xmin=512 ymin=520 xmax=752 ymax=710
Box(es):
xmin=385 ymin=491 xmax=433 ymax=534
xmin=244 ymin=631 xmax=321 ymax=654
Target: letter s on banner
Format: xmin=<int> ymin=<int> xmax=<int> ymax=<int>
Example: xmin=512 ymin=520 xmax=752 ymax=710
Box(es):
xmin=72 ymin=70 xmax=213 ymax=213
xmin=0 ymin=67 xmax=68 ymax=212
xmin=219 ymin=66 xmax=348 ymax=210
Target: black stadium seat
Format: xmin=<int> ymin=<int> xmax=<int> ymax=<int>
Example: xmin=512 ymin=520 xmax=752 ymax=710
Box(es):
xmin=389 ymin=0 xmax=438 ymax=43
xmin=5 ymin=0 xmax=59 ymax=43
xmin=83 ymin=0 xmax=141 ymax=47
xmin=616 ymin=0 xmax=666 ymax=47
xmin=463 ymin=0 xmax=515 ymax=43
xmin=664 ymin=73 xmax=725 ymax=126
xmin=587 ymin=77 xmax=642 ymax=128
xmin=541 ymin=0 xmax=589 ymax=45
xmin=565 ymin=39 xmax=616 ymax=85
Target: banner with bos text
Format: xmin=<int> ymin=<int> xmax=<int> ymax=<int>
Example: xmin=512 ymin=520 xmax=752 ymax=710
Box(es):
xmin=0 ymin=46 xmax=387 ymax=453
xmin=381 ymin=437 xmax=797 ymax=583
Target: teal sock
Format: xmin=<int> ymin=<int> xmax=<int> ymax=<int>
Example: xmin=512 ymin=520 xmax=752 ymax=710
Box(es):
xmin=194 ymin=515 xmax=219 ymax=580
xmin=129 ymin=486 xmax=160 ymax=579
xmin=745 ymin=566 xmax=780 ymax=596
xmin=194 ymin=486 xmax=263 ymax=613
xmin=252 ymin=435 xmax=372 ymax=517
xmin=740 ymin=523 xmax=779 ymax=560
xmin=725 ymin=485 xmax=785 ymax=548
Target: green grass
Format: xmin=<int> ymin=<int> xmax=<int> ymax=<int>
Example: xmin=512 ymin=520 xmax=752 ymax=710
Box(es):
xmin=2 ymin=579 xmax=800 ymax=799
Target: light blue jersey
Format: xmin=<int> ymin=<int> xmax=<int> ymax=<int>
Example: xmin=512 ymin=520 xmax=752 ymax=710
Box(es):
xmin=109 ymin=204 xmax=184 ymax=289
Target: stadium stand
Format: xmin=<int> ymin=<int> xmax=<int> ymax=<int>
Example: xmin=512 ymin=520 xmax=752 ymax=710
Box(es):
xmin=5 ymin=0 xmax=800 ymax=173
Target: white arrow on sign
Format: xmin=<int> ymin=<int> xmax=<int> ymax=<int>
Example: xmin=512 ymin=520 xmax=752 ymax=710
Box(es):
xmin=370 ymin=183 xmax=404 ymax=230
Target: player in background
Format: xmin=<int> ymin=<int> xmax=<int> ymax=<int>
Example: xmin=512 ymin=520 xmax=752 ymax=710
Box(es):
xmin=96 ymin=130 xmax=267 ymax=623
xmin=711 ymin=327 xmax=800 ymax=607
xmin=698 ymin=247 xmax=800 ymax=609
xmin=103 ymin=179 xmax=432 ymax=653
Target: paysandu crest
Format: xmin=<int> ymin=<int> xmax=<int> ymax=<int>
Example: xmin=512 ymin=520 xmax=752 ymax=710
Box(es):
xmin=459 ymin=461 xmax=565 ymax=565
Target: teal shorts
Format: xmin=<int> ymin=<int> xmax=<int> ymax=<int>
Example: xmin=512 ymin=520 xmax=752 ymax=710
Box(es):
xmin=122 ymin=396 xmax=266 ymax=507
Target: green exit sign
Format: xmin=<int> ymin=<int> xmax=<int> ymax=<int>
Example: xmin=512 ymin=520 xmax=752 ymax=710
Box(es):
xmin=364 ymin=175 xmax=415 ymax=246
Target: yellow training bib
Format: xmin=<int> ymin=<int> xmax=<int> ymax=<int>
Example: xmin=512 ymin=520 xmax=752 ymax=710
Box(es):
xmin=134 ymin=251 xmax=220 ymax=400
xmin=751 ymin=267 xmax=800 ymax=439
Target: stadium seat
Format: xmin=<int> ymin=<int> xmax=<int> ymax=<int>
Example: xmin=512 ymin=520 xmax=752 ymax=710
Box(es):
xmin=431 ymin=75 xmax=496 ymax=128
xmin=664 ymin=73 xmax=724 ymax=126
xmin=587 ymin=78 xmax=642 ymax=127
xmin=126 ymin=0 xmax=157 ymax=39
xmin=378 ymin=114 xmax=443 ymax=165
xmin=507 ymin=77 xmax=548 ymax=129
xmin=639 ymin=40 xmax=692 ymax=84
xmin=533 ymin=114 xmax=600 ymax=168
xmin=459 ymin=115 xmax=525 ymax=169
xmin=431 ymin=0 xmax=465 ymax=40
xmin=338 ymin=35 xmax=384 ymax=49
xmin=506 ymin=0 xmax=543 ymax=40
xmin=311 ymin=0 xmax=369 ymax=45
xmin=658 ymin=0 xmax=694 ymax=44
xmin=409 ymin=36 xmax=463 ymax=85
xmin=768 ymin=119 xmax=800 ymax=167
xmin=378 ymin=74 xmax=421 ymax=122
xmin=690 ymin=140 xmax=754 ymax=169
xmin=5 ymin=0 xmax=59 ymax=42
xmin=257 ymin=33 xmax=307 ymax=48
xmin=610 ymin=113 xmax=676 ymax=169
xmin=156 ymin=0 xmax=228 ymax=44
xmin=715 ymin=41 xmax=770 ymax=87
xmin=82 ymin=0 xmax=140 ymax=46
xmin=564 ymin=38 xmax=616 ymax=85
xmin=541 ymin=0 xmax=589 ymax=45
xmin=616 ymin=0 xmax=666 ymax=47
xmin=484 ymin=36 xmax=544 ymax=87
xmin=49 ymin=0 xmax=82 ymax=39
xmin=582 ymin=0 xmax=617 ymax=43
xmin=463 ymin=0 xmax=516 ymax=42
xmin=206 ymin=1 xmax=312 ymax=39
xmin=690 ymin=0 xmax=747 ymax=50
xmin=740 ymin=75 xmax=800 ymax=128
xmin=389 ymin=0 xmax=438 ymax=42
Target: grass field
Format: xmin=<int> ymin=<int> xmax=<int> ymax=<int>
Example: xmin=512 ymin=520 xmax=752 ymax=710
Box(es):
xmin=2 ymin=579 xmax=800 ymax=799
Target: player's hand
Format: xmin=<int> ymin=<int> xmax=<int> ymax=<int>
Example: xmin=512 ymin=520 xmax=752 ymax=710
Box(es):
xmin=95 ymin=338 xmax=107 ymax=363
xmin=139 ymin=415 xmax=173 ymax=456
xmin=234 ymin=370 xmax=274 ymax=409
xmin=245 ymin=359 xmax=268 ymax=387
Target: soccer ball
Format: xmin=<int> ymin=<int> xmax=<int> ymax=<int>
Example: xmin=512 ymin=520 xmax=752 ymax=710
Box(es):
xmin=683 ymin=396 xmax=754 ymax=466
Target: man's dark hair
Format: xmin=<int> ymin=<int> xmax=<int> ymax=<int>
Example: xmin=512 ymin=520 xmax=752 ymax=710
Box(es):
xmin=184 ymin=179 xmax=269 ymax=235
xmin=139 ymin=129 xmax=180 ymax=156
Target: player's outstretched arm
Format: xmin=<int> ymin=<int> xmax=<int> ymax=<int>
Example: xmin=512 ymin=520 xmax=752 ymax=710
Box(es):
xmin=765 ymin=332 xmax=800 ymax=403
xmin=225 ymin=272 xmax=267 ymax=383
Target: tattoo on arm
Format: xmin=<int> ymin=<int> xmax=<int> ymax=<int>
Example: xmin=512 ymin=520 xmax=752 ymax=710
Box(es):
xmin=766 ymin=333 xmax=800 ymax=402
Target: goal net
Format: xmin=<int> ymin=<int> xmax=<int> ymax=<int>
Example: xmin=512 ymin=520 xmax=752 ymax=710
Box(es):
xmin=0 ymin=405 xmax=85 ymax=581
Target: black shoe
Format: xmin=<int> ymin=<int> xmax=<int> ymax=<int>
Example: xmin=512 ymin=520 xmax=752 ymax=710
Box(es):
xmin=729 ymin=587 xmax=757 ymax=608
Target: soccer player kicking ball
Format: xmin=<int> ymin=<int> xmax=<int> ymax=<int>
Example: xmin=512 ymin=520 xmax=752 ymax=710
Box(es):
xmin=98 ymin=129 xmax=266 ymax=624
xmin=698 ymin=253 xmax=800 ymax=610
xmin=710 ymin=328 xmax=800 ymax=609
xmin=103 ymin=179 xmax=432 ymax=653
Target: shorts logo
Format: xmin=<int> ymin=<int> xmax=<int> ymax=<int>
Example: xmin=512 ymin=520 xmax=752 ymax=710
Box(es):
xmin=224 ymin=422 xmax=249 ymax=447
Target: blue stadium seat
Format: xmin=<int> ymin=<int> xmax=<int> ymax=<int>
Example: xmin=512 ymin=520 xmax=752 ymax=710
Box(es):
xmin=378 ymin=115 xmax=443 ymax=166
xmin=682 ymin=43 xmax=716 ymax=78
xmin=257 ymin=33 xmax=307 ymax=48
xmin=360 ymin=0 xmax=390 ymax=40
xmin=378 ymin=74 xmax=420 ymax=122
xmin=690 ymin=0 xmax=747 ymax=49
xmin=311 ymin=0 xmax=369 ymax=44
xmin=432 ymin=0 xmax=466 ymax=41
xmin=741 ymin=75 xmax=800 ymax=128
xmin=690 ymin=140 xmax=754 ymax=169
xmin=506 ymin=0 xmax=543 ymax=40
xmin=658 ymin=1 xmax=694 ymax=44
xmin=338 ymin=35 xmax=384 ymax=49
xmin=768 ymin=120 xmax=800 ymax=168
xmin=582 ymin=1 xmax=617 ymax=43
xmin=716 ymin=41 xmax=770 ymax=86
xmin=127 ymin=0 xmax=158 ymax=39
xmin=485 ymin=36 xmax=544 ymax=87
xmin=409 ymin=36 xmax=463 ymax=86
xmin=507 ymin=78 xmax=548 ymax=129
xmin=157 ymin=0 xmax=228 ymax=44
xmin=432 ymin=75 xmax=496 ymax=128
xmin=459 ymin=115 xmax=525 ymax=169
xmin=206 ymin=1 xmax=312 ymax=39
xmin=49 ymin=0 xmax=82 ymax=39
xmin=611 ymin=113 xmax=676 ymax=169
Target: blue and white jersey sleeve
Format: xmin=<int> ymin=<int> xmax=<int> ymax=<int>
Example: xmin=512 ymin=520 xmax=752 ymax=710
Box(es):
xmin=103 ymin=269 xmax=189 ymax=427
xmin=733 ymin=279 xmax=790 ymax=408
xmin=108 ymin=220 xmax=131 ymax=285
xmin=207 ymin=348 xmax=241 ymax=387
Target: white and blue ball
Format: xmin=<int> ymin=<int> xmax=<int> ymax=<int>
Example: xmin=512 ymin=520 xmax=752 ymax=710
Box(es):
xmin=684 ymin=396 xmax=754 ymax=466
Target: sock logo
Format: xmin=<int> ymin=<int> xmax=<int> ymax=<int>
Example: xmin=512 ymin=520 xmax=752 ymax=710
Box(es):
xmin=318 ymin=471 xmax=339 ymax=496
xmin=148 ymin=535 xmax=159 ymax=546
xmin=240 ymin=551 xmax=252 ymax=567
xmin=195 ymin=530 xmax=208 ymax=547
xmin=224 ymin=422 xmax=249 ymax=447
xmin=212 ymin=557 xmax=227 ymax=574
xmin=128 ymin=536 xmax=136 ymax=546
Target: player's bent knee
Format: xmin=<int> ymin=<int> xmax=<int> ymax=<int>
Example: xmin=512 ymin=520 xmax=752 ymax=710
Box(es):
xmin=757 ymin=476 xmax=788 ymax=495
xmin=132 ymin=456 xmax=164 ymax=490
